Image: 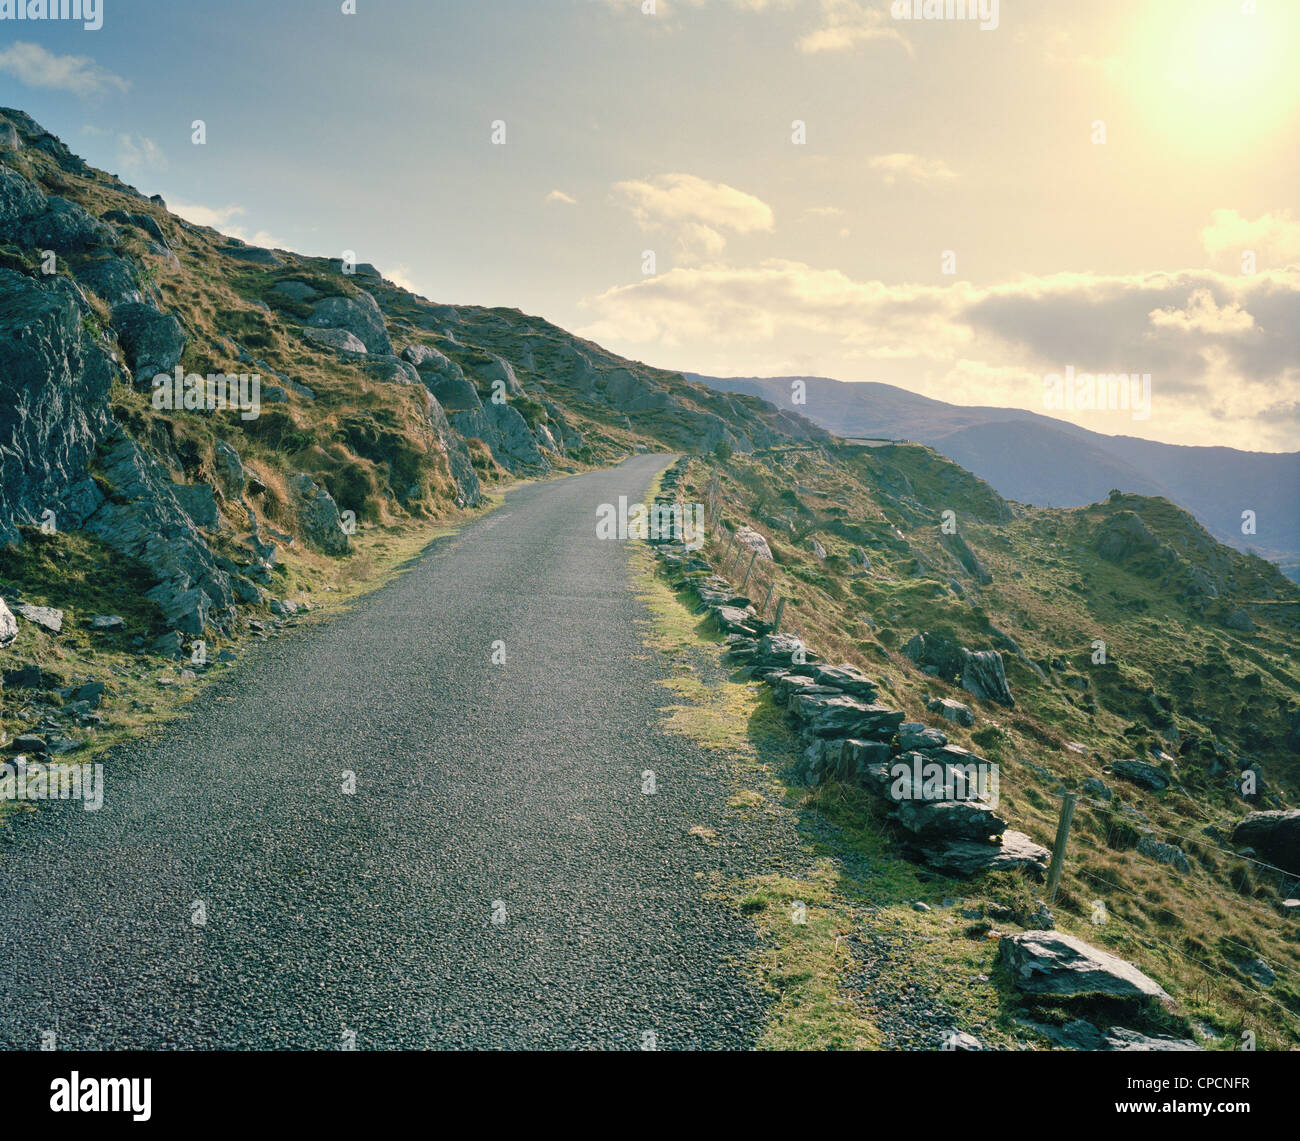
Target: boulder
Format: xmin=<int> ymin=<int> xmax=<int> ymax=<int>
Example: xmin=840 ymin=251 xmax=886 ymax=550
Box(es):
xmin=112 ymin=301 xmax=187 ymax=379
xmin=925 ymin=695 xmax=975 ymax=728
xmin=896 ymin=722 xmax=949 ymax=751
xmin=893 ymin=797 xmax=1007 ymax=842
xmin=0 ymin=597 xmax=16 ymax=646
xmin=16 ymin=603 xmax=63 ymax=633
xmin=428 ymin=375 xmax=481 ymax=412
xmin=308 ymin=290 xmax=392 ymax=355
xmin=961 ymin=649 xmax=1014 ymax=707
xmin=90 ymin=614 xmax=126 ymax=631
xmin=301 ymin=326 xmax=366 ymax=354
xmin=811 ymin=663 xmax=877 ymax=700
xmin=1112 ymin=759 xmax=1171 ymax=792
xmin=1000 ymin=931 xmax=1171 ymax=1002
xmin=1231 ymin=810 xmax=1300 ymax=875
xmin=1136 ymin=836 xmax=1191 ymax=874
xmin=910 ymin=830 xmax=1050 ymax=879
xmin=734 ymin=526 xmax=773 ymax=562
xmin=1082 ymin=777 xmax=1112 ymax=802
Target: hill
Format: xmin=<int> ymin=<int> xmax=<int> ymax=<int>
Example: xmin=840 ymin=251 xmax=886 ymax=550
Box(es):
xmin=691 ymin=373 xmax=1300 ymax=579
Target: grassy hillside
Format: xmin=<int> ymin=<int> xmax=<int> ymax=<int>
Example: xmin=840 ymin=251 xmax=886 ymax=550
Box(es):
xmin=659 ymin=445 xmax=1300 ymax=1047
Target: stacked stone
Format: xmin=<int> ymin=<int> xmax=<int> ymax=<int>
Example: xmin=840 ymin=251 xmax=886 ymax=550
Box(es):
xmin=654 ymin=533 xmax=1049 ymax=880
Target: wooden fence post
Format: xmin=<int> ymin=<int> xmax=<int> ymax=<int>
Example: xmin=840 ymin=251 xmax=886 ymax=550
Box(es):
xmin=739 ymin=550 xmax=758 ymax=592
xmin=761 ymin=582 xmax=775 ymax=617
xmin=1045 ymin=792 xmax=1077 ymax=903
xmin=772 ymin=597 xmax=786 ymax=634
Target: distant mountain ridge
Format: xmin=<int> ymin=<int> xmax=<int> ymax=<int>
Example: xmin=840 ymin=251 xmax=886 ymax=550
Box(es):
xmin=690 ymin=374 xmax=1300 ymax=577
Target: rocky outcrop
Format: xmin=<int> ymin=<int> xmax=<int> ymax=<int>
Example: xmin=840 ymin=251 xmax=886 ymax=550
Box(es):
xmin=905 ymin=631 xmax=1014 ymax=707
xmin=421 ymin=391 xmax=481 ymax=508
xmin=1000 ymin=930 xmax=1171 ymax=1003
xmin=302 ymin=326 xmax=366 ymax=354
xmin=0 ymin=597 xmax=18 ymax=646
xmin=448 ymin=401 xmax=549 ymax=474
xmin=1231 ymin=810 xmax=1300 ymax=875
xmin=0 ymin=269 xmax=116 ymax=544
xmin=1112 ymin=759 xmax=1171 ymax=792
xmin=307 ymin=290 xmax=392 ymax=355
xmin=78 ymin=429 xmax=237 ymax=634
xmin=961 ymin=649 xmax=1014 ymax=707
xmin=290 ymin=473 xmax=350 ymax=556
xmin=112 ymin=301 xmax=187 ymax=380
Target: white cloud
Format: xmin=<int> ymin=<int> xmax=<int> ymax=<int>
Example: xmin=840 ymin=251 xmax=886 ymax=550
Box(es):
xmin=385 ymin=264 xmax=425 ymax=294
xmin=1202 ymin=208 xmax=1300 ymax=270
xmin=0 ymin=42 xmax=129 ymax=97
xmin=798 ymin=0 xmax=913 ymax=55
xmin=867 ymin=152 xmax=955 ymax=185
xmin=169 ymin=200 xmax=286 ymax=252
xmin=1148 ymin=289 xmax=1254 ymax=335
xmin=577 ymin=262 xmax=1300 ymax=448
xmin=115 ymin=134 xmax=167 ymax=173
xmin=546 ymin=189 xmax=578 ymax=205
xmin=614 ymin=172 xmax=773 ymax=264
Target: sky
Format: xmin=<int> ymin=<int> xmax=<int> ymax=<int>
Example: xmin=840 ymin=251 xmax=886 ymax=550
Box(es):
xmin=1 ymin=0 xmax=1297 ymax=451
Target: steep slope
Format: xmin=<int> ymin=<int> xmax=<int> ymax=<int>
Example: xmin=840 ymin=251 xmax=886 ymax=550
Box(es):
xmin=0 ymin=107 xmax=825 ymax=639
xmin=662 ymin=443 xmax=1300 ymax=1044
xmin=693 ymin=373 xmax=1300 ymax=574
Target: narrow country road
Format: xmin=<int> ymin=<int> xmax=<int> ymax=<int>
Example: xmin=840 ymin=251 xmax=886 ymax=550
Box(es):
xmin=0 ymin=454 xmax=767 ymax=1050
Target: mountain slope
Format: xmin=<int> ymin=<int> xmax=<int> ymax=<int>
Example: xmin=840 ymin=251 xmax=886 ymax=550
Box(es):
xmin=692 ymin=373 xmax=1300 ymax=574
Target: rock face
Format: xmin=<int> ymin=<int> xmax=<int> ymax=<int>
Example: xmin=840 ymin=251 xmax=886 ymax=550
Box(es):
xmin=906 ymin=632 xmax=1014 ymax=707
xmin=0 ymin=269 xmax=116 ymax=544
xmin=307 ymin=291 xmax=392 ymax=355
xmin=1000 ymin=931 xmax=1171 ymax=1002
xmin=961 ymin=649 xmax=1014 ymax=707
xmin=1112 ymin=759 xmax=1171 ymax=792
xmin=0 ymin=597 xmax=17 ymax=646
xmin=112 ymin=301 xmax=187 ymax=380
xmin=78 ymin=429 xmax=237 ymax=634
xmin=301 ymin=326 xmax=366 ymax=354
xmin=448 ymin=402 xmax=549 ymax=474
xmin=1231 ymin=810 xmax=1300 ymax=875
xmin=290 ymin=473 xmax=350 ymax=555
xmin=422 ymin=391 xmax=482 ymax=508
xmin=734 ymin=526 xmax=773 ymax=561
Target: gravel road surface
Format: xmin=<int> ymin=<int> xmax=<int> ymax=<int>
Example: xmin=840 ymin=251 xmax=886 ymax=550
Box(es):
xmin=0 ymin=454 xmax=767 ymax=1049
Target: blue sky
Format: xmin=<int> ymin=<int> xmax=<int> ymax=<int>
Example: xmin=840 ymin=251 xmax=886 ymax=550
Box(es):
xmin=1 ymin=0 xmax=1298 ymax=450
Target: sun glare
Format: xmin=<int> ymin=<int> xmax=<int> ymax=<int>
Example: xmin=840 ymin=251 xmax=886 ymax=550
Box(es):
xmin=1123 ymin=0 xmax=1299 ymax=153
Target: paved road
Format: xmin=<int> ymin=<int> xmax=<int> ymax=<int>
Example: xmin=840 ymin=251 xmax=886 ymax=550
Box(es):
xmin=0 ymin=454 xmax=766 ymax=1049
